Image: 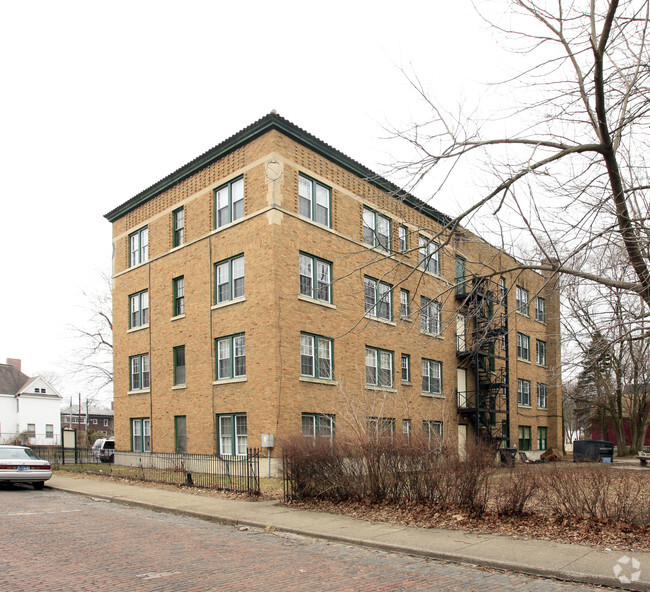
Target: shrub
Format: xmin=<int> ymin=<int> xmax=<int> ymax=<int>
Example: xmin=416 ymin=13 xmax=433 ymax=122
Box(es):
xmin=494 ymin=465 xmax=539 ymax=516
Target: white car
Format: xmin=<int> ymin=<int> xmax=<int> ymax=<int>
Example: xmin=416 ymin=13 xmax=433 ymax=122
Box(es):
xmin=91 ymin=438 xmax=115 ymax=463
xmin=0 ymin=445 xmax=52 ymax=489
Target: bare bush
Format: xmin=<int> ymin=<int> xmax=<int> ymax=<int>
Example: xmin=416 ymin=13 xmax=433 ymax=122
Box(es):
xmin=542 ymin=466 xmax=650 ymax=525
xmin=494 ymin=466 xmax=539 ymax=516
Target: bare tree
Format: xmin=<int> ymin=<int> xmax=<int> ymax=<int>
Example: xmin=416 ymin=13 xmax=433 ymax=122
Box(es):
xmin=390 ymin=0 xmax=650 ymax=309
xmin=68 ymin=271 xmax=113 ymax=398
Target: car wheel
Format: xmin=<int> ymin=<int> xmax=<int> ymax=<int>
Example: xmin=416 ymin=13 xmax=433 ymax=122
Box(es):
xmin=33 ymin=481 xmax=45 ymax=490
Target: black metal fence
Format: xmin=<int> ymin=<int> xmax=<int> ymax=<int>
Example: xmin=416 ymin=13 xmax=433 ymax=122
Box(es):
xmin=31 ymin=445 xmax=260 ymax=495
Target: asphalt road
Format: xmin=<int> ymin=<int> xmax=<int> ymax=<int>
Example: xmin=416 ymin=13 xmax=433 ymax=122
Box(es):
xmin=0 ymin=485 xmax=612 ymax=592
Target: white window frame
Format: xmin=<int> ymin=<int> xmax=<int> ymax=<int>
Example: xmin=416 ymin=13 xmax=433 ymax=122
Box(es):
xmin=516 ymin=286 xmax=529 ymax=315
xmin=422 ymin=359 xmax=442 ymax=395
xmin=364 ymin=277 xmax=392 ymax=321
xmin=130 ymin=354 xmax=150 ymax=391
xmin=536 ymin=339 xmax=547 ymax=366
xmin=299 ymin=253 xmax=332 ymax=303
xmin=215 ymin=255 xmax=245 ymax=304
xmin=365 ymin=347 xmax=393 ymax=388
xmin=129 ymin=227 xmax=148 ymax=267
xmin=419 ymin=235 xmax=440 ymax=275
xmin=129 ymin=290 xmax=149 ymax=329
xmin=535 ymin=296 xmax=546 ymax=323
xmin=300 ymin=333 xmax=333 ymax=380
xmin=517 ymin=332 xmax=530 ymax=361
xmin=363 ymin=207 xmax=391 ymax=251
xmin=401 ymin=353 xmax=410 ymax=382
xmin=302 ymin=413 xmax=334 ymax=440
xmin=537 ymin=383 xmax=548 ymax=408
xmin=518 ymin=378 xmax=531 ymax=406
xmin=215 ymin=177 xmax=244 ymax=229
xmin=173 ymin=207 xmax=184 ymax=247
xmin=131 ymin=418 xmax=151 ymax=452
xmin=400 ymin=289 xmax=410 ymax=318
xmin=398 ymin=225 xmax=408 ymax=252
xmin=299 ymin=174 xmax=331 ymax=227
xmin=218 ymin=413 xmax=247 ymax=456
xmin=421 ymin=297 xmax=441 ymax=335
xmin=216 ymin=334 xmax=246 ymax=380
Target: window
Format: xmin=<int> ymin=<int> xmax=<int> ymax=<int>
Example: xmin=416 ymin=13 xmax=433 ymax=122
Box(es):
xmin=214 ymin=177 xmax=244 ymax=228
xmin=422 ymin=359 xmax=442 ymax=395
xmin=500 ymin=277 xmax=507 ymax=299
xmin=419 ymin=235 xmax=440 ymax=275
xmin=400 ymin=289 xmax=410 ymax=318
xmin=104 ymin=419 xmax=109 ymax=427
xmin=215 ymin=255 xmax=245 ymax=304
xmin=402 ymin=419 xmax=411 ymax=440
xmin=516 ymin=286 xmax=529 ymax=315
xmin=364 ymin=277 xmax=392 ymax=321
xmin=130 ymin=354 xmax=150 ymax=391
xmin=299 ymin=174 xmax=330 ymax=226
xmin=41 ymin=388 xmax=46 ymax=393
xmin=536 ymin=339 xmax=547 ymax=366
xmin=363 ymin=207 xmax=391 ymax=251
xmin=401 ymin=354 xmax=410 ymax=382
xmin=92 ymin=419 xmax=97 ymax=425
xmin=175 ymin=416 xmax=187 ymax=453
xmin=218 ymin=413 xmax=247 ymax=456
xmin=173 ymin=276 xmax=185 ymax=317
xmin=516 ymin=333 xmax=530 ymax=361
xmin=398 ymin=225 xmax=408 ymax=252
xmin=518 ymin=379 xmax=531 ymax=406
xmin=421 ymin=297 xmax=441 ymax=335
xmin=538 ymin=426 xmax=548 ymax=450
xmin=131 ymin=418 xmax=151 ymax=452
xmin=537 ymin=383 xmax=548 ymax=408
xmin=34 ymin=388 xmax=40 ymax=393
xmin=24 ymin=424 xmax=35 ymax=438
xmin=129 ymin=227 xmax=148 ymax=267
xmin=367 ymin=417 xmax=395 ymax=440
xmin=129 ymin=290 xmax=149 ymax=328
xmin=299 ymin=253 xmax=331 ymax=303
xmin=518 ymin=425 xmax=532 ymax=451
xmin=45 ymin=424 xmax=53 ymax=439
xmin=536 ymin=297 xmax=546 ymax=323
xmin=173 ymin=207 xmax=184 ymax=247
xmin=455 ymin=256 xmax=466 ymax=294
xmin=215 ymin=334 xmax=246 ymax=380
xmin=300 ymin=334 xmax=333 ymax=380
xmin=423 ymin=420 xmax=443 ymax=444
xmin=302 ymin=413 xmax=334 ymax=440
xmin=365 ymin=347 xmax=393 ymax=388
xmin=174 ymin=346 xmax=186 ymax=386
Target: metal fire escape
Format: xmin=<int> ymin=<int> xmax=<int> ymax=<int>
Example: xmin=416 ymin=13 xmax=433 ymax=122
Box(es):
xmin=455 ymin=276 xmax=510 ymax=447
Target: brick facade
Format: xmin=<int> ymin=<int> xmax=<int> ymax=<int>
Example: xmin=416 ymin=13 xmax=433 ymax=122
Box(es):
xmin=106 ymin=113 xmax=563 ymax=459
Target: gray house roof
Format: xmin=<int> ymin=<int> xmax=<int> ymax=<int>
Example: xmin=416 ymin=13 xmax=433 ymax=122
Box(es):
xmin=61 ymin=404 xmax=114 ymax=417
xmin=0 ymin=363 xmax=30 ymax=395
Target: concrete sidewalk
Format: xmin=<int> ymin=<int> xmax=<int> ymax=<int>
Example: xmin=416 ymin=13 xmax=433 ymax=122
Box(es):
xmin=48 ymin=474 xmax=650 ymax=591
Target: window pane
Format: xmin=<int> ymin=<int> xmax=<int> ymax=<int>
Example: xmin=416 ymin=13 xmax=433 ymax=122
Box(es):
xmin=131 ymin=357 xmax=140 ymax=390
xmin=232 ymin=257 xmax=245 ymax=298
xmin=220 ymin=416 xmax=232 ymax=455
xmin=141 ymin=291 xmax=149 ymax=324
xmin=130 ymin=294 xmax=140 ymax=327
xmin=363 ymin=208 xmax=375 ymax=246
xmin=316 ymin=261 xmax=330 ymax=302
xmin=218 ymin=339 xmax=230 ymax=379
xmin=318 ymin=338 xmax=332 ymax=379
xmin=299 ymin=254 xmax=313 ymax=297
xmin=233 ymin=335 xmax=246 ymax=377
xmin=235 ymin=415 xmax=247 ymax=456
xmin=315 ymin=184 xmax=329 ymax=225
xmin=364 ymin=278 xmax=376 ymax=314
xmin=141 ymin=355 xmax=150 ymax=389
xmin=366 ymin=349 xmax=377 ymax=385
xmin=302 ymin=415 xmax=316 ymax=437
xmin=377 ymin=215 xmax=390 ymax=250
xmin=377 ymin=283 xmax=391 ymax=320
xmin=379 ymin=351 xmax=392 ymax=387
xmin=231 ymin=179 xmax=244 ymax=221
xmin=299 ymin=176 xmax=312 ymax=218
xmin=301 ymin=334 xmax=314 ymax=376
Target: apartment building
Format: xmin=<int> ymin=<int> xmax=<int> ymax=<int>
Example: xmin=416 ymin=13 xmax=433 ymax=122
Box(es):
xmin=105 ymin=112 xmax=562 ymax=460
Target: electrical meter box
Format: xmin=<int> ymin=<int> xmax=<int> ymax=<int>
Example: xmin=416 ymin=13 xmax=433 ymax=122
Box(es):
xmin=261 ymin=433 xmax=275 ymax=448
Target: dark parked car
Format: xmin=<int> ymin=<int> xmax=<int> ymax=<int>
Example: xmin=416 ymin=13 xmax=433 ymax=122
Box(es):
xmin=0 ymin=445 xmax=52 ymax=489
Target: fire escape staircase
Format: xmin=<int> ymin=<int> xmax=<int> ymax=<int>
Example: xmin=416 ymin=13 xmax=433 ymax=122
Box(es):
xmin=455 ymin=277 xmax=510 ymax=447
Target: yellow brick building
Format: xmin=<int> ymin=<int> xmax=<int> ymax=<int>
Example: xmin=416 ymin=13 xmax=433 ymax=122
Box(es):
xmin=104 ymin=113 xmax=562 ymax=460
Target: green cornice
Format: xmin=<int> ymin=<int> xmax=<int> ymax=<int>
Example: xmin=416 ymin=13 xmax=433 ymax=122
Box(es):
xmin=104 ymin=112 xmax=450 ymax=226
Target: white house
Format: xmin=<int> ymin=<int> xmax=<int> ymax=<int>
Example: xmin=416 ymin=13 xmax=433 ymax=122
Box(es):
xmin=0 ymin=358 xmax=62 ymax=445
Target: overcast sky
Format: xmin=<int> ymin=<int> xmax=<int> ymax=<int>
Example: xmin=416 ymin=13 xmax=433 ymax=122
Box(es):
xmin=0 ymin=1 xmax=511 ymax=403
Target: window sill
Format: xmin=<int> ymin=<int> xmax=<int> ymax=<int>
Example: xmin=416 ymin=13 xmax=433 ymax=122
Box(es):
xmin=400 ymin=316 xmax=413 ymax=323
xmin=421 ymin=393 xmax=444 ymax=399
xmin=171 ymin=243 xmax=184 ymax=252
xmin=299 ymin=377 xmax=338 ymax=385
xmin=537 ymin=363 xmax=547 ymax=368
xmin=516 ymin=311 xmax=530 ymax=318
xmin=363 ymin=242 xmax=391 ymax=256
xmin=212 ymin=297 xmax=246 ymax=310
xmin=538 ymin=406 xmax=548 ymax=410
xmin=402 ymin=381 xmax=412 ymax=386
xmin=127 ymin=324 xmax=149 ymax=334
xmin=212 ymin=377 xmax=247 ymax=385
xmin=517 ymin=358 xmax=531 ymax=364
xmin=128 ymin=389 xmax=150 ymax=395
xmin=421 ymin=331 xmax=443 ymax=339
xmin=365 ymin=385 xmax=397 ymax=393
xmin=364 ymin=314 xmax=396 ymax=327
xmin=518 ymin=404 xmax=532 ymax=409
xmin=420 ymin=267 xmax=441 ymax=279
xmin=297 ymin=295 xmax=336 ymax=309
xmin=172 ymin=384 xmax=186 ymax=390
xmin=171 ymin=314 xmax=186 ymax=322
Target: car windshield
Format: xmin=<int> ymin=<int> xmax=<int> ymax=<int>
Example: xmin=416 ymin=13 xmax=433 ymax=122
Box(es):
xmin=103 ymin=441 xmax=114 ymax=450
xmin=0 ymin=448 xmax=40 ymax=460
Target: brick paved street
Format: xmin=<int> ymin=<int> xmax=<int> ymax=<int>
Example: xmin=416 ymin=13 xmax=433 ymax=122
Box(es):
xmin=1 ymin=487 xmax=611 ymax=592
